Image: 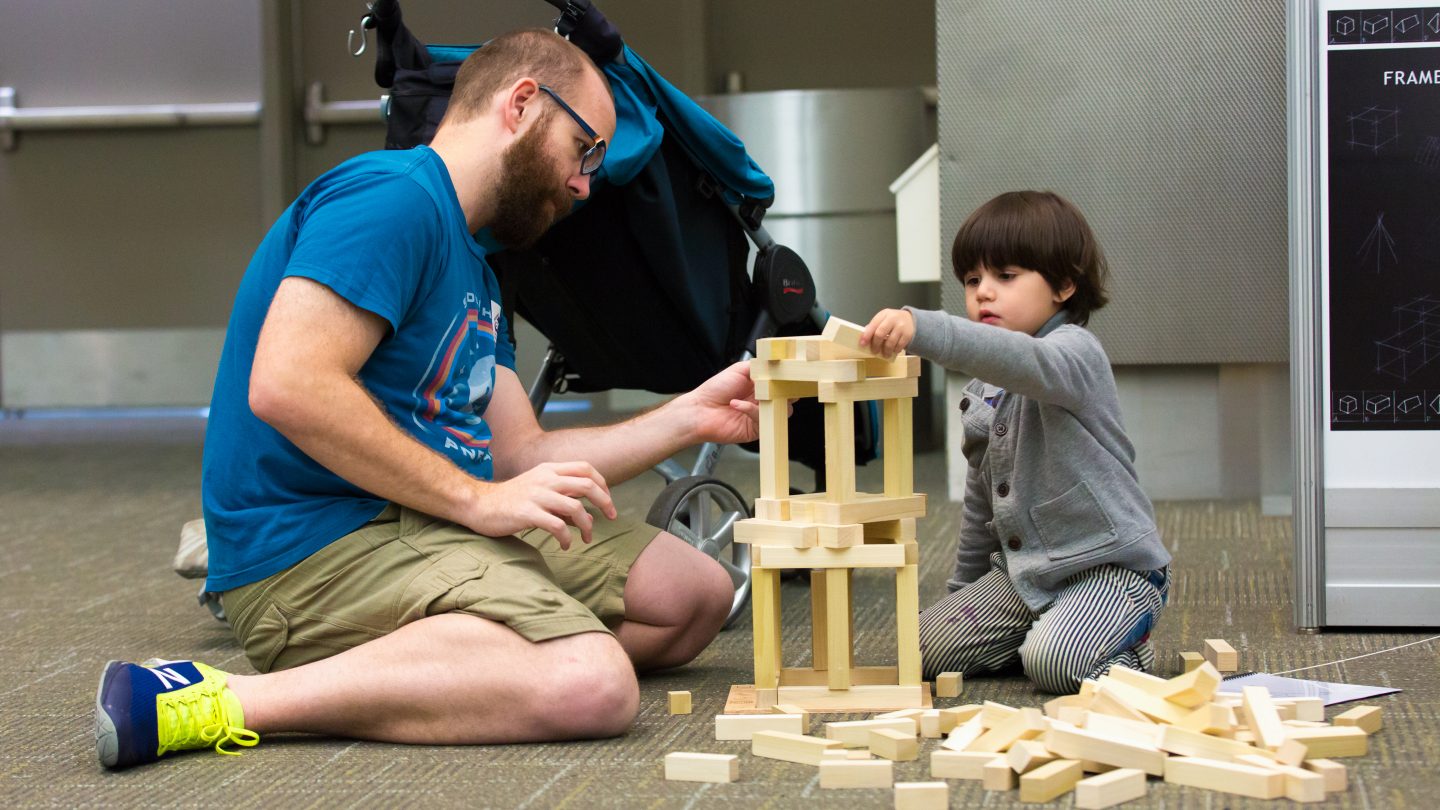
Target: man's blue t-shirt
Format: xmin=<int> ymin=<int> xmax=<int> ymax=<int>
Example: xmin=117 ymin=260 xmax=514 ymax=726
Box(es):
xmin=202 ymin=146 xmax=516 ymax=592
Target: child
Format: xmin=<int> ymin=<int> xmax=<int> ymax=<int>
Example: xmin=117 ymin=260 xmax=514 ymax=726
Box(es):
xmin=861 ymin=190 xmax=1170 ymax=694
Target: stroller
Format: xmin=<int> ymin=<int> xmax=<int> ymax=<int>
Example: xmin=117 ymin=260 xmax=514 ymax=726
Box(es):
xmin=179 ymin=0 xmax=879 ymax=629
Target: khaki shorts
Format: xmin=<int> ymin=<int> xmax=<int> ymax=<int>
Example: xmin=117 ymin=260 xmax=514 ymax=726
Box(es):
xmin=221 ymin=504 xmax=661 ymax=673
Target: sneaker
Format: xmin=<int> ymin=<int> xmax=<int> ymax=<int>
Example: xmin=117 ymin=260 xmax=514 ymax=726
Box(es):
xmin=95 ymin=659 xmax=258 ymax=769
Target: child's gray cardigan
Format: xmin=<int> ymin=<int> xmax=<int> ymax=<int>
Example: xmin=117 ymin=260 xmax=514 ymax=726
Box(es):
xmin=906 ymin=307 xmax=1172 ymax=611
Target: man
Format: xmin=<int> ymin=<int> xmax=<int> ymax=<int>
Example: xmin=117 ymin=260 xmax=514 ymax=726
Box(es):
xmin=95 ymin=29 xmax=754 ymax=769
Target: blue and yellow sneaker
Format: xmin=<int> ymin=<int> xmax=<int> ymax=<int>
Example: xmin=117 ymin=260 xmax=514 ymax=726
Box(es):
xmin=95 ymin=658 xmax=258 ymax=769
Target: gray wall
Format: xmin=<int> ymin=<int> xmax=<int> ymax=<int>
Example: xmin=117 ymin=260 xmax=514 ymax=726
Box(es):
xmin=934 ymin=0 xmax=1292 ymax=506
xmin=0 ymin=0 xmax=936 ymax=408
xmin=935 ymin=0 xmax=1287 ymax=365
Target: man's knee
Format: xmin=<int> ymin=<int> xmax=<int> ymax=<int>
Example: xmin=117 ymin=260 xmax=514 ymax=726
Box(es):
xmin=537 ymin=634 xmax=639 ymax=738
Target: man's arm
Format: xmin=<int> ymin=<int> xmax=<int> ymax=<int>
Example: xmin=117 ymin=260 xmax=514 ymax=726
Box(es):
xmin=485 ymin=361 xmax=760 ymax=486
xmin=249 ymin=276 xmax=615 ymax=546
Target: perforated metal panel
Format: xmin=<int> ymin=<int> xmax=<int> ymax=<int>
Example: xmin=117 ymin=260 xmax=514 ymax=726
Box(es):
xmin=936 ymin=0 xmax=1288 ymax=363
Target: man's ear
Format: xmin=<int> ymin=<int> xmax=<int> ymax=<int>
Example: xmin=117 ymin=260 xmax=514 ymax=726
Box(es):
xmin=1054 ymin=279 xmax=1077 ymax=304
xmin=502 ymin=78 xmax=541 ymax=134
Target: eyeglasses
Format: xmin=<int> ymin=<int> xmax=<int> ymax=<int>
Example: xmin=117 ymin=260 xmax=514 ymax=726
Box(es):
xmin=536 ymin=84 xmax=607 ymax=176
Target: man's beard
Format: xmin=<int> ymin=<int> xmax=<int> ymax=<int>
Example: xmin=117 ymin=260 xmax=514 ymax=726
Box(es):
xmin=489 ymin=123 xmax=574 ymax=250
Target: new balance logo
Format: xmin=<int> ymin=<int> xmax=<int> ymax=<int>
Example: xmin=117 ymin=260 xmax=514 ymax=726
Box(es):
xmin=147 ymin=666 xmax=193 ymax=690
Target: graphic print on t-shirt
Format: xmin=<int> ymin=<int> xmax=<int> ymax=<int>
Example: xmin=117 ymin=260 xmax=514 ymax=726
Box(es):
xmin=410 ymin=292 xmax=504 ymax=464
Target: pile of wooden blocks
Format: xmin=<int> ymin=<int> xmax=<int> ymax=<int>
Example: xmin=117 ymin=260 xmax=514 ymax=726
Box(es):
xmin=666 ymin=661 xmax=1384 ymax=807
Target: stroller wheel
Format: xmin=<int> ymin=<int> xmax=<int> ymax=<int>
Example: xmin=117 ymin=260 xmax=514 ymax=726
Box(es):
xmin=646 ymin=476 xmax=752 ymax=630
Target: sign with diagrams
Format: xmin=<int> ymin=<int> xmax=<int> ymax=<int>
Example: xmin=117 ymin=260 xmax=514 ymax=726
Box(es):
xmin=1326 ymin=5 xmax=1440 ymax=429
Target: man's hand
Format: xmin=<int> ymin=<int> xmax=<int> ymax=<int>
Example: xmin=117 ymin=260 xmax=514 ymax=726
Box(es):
xmin=461 ymin=461 xmax=616 ymax=549
xmin=677 ymin=361 xmax=761 ymax=445
xmin=860 ymin=308 xmax=916 ymax=360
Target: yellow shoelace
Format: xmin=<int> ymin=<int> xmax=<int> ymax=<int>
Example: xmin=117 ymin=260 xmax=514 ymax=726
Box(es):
xmin=156 ymin=684 xmax=260 ymax=757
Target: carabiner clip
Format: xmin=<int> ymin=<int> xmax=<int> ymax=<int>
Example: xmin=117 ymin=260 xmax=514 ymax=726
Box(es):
xmin=348 ymin=12 xmax=375 ymax=57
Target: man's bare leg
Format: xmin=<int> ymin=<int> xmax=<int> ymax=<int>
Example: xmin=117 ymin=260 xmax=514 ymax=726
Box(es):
xmin=614 ymin=531 xmax=733 ymax=671
xmin=224 ymin=614 xmax=637 ymax=744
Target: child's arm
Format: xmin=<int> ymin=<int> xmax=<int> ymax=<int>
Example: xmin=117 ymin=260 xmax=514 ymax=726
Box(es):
xmin=950 ymin=468 xmax=999 ymax=591
xmin=906 ymin=308 xmax=1107 ymax=412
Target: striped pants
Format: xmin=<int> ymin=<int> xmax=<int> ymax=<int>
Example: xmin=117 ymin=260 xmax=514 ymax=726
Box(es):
xmin=918 ymin=552 xmax=1169 ymax=694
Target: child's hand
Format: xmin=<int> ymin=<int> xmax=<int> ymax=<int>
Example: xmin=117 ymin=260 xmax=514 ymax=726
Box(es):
xmin=860 ymin=309 xmax=915 ymax=359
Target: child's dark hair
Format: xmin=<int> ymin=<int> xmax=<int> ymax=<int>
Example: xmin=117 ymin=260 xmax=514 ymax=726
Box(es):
xmin=951 ymin=191 xmax=1109 ymax=326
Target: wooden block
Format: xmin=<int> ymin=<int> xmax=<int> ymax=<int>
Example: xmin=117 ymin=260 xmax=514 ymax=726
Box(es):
xmin=820 ymin=315 xmax=872 ymax=354
xmin=819 ymin=375 xmax=918 ymax=403
xmin=751 ymin=567 xmax=782 ymax=690
xmin=1179 ymin=651 xmax=1205 ymax=673
xmin=1091 ymin=684 xmax=1153 ymax=724
xmin=1164 ymin=756 xmax=1284 ymax=799
xmin=919 ymin=710 xmax=943 ymax=738
xmin=1286 ymin=697 xmax=1325 ymax=722
xmin=755 ymin=337 xmax=795 ymax=361
xmin=866 ymin=354 xmax=921 ymax=378
xmin=969 ymin=707 xmax=1048 ymax=753
xmin=1043 ymin=723 xmax=1167 ymax=776
xmin=1058 ymin=706 xmax=1088 ymax=726
xmin=1177 ymin=702 xmax=1237 ymax=736
xmin=668 ymin=691 xmax=691 ymax=715
xmin=870 ymin=728 xmax=920 ymax=761
xmin=1079 ymin=679 xmax=1100 ymax=699
xmin=1094 ymin=679 xmax=1188 ymax=724
xmin=1083 ymin=712 xmax=1164 ymax=747
xmin=1304 ymin=758 xmax=1347 ymax=792
xmin=864 ymin=518 xmax=917 ymax=542
xmin=930 ymin=750 xmax=1001 ymax=780
xmin=1275 ymin=702 xmax=1298 ymax=721
xmin=772 ymin=703 xmax=809 ymax=732
xmin=826 ymin=718 xmax=918 ymax=748
xmin=787 ymin=492 xmax=927 ymax=526
xmin=1157 ymin=661 xmax=1221 ymax=708
xmin=940 ymin=716 xmax=986 ymax=751
xmin=1233 ymin=754 xmax=1326 ymax=803
xmin=980 ymin=700 xmax=1020 ymax=729
xmin=1106 ymin=665 xmax=1170 ymax=694
xmin=770 ymin=683 xmax=928 ymax=712
xmin=823 ymin=566 xmax=851 ymax=690
xmin=754 ymin=542 xmax=916 ymax=569
xmin=1241 ymin=686 xmax=1288 ymax=750
xmin=1334 ymin=705 xmax=1383 ymax=734
xmin=756 ymin=397 xmax=789 ymax=500
xmin=935 ymin=672 xmax=963 ymax=698
xmin=751 ymin=730 xmax=844 ymax=765
xmin=753 ymin=497 xmax=789 ymax=521
xmin=1284 ymin=719 xmax=1329 ymax=728
xmin=894 ymin=781 xmax=948 ymax=810
xmin=792 ymin=334 xmax=871 ymax=361
xmin=1274 ymin=736 xmax=1309 ymax=766
xmin=1044 ymin=694 xmax=1091 ymax=719
xmin=881 ymin=396 xmax=915 ymax=497
xmin=664 ymin=752 xmax=738 ymax=783
xmin=749 ymin=357 xmax=864 ymax=383
xmin=1156 ymin=723 xmax=1272 ymax=762
xmin=981 ymin=758 xmax=1017 ymax=790
xmin=816 ymin=523 xmax=863 ymax=548
xmin=819 ymin=758 xmax=894 ymax=789
xmin=715 ymin=713 xmax=804 ymax=740
xmin=1203 ymin=639 xmax=1238 ymax=672
xmin=875 ymin=708 xmax=925 ymax=725
xmin=733 ymin=518 xmax=816 ymax=547
xmin=1019 ymin=759 xmax=1084 ymax=803
xmin=1007 ymin=739 xmax=1057 ymax=773
xmin=1282 ymin=725 xmax=1368 ymax=758
xmin=940 ymin=704 xmax=983 ymax=726
xmin=895 ymin=563 xmax=921 ymax=686
xmin=822 ymin=400 xmax=857 ymax=503
xmin=1074 ymin=768 xmax=1147 ymax=809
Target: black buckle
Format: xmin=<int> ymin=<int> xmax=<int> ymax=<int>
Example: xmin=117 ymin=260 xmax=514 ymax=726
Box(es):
xmin=554 ymin=0 xmax=589 ymax=38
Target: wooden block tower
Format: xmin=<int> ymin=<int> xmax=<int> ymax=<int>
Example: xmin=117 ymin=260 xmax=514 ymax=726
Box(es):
xmin=733 ymin=316 xmax=927 ymax=712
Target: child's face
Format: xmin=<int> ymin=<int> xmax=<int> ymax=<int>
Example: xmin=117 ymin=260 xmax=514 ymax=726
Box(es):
xmin=962 ymin=264 xmax=1075 ymax=335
